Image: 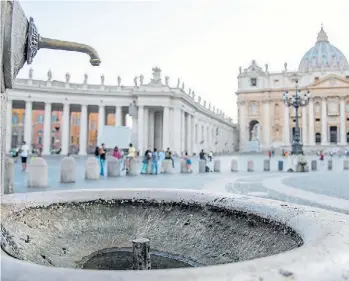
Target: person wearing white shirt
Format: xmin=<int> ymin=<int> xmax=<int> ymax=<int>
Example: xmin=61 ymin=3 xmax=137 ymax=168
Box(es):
xmin=20 ymin=141 xmax=29 ymax=171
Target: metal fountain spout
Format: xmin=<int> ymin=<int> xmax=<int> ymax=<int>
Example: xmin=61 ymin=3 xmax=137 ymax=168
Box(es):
xmin=2 ymin=1 xmax=101 ymax=90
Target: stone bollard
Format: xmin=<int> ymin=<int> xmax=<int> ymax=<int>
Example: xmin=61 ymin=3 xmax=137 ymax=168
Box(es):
xmin=264 ymin=159 xmax=270 ymax=172
xmin=60 ymin=156 xmax=76 ymax=183
xmin=128 ymin=158 xmax=140 ymax=176
xmin=147 ymin=159 xmax=153 ymax=174
xmin=107 ymin=157 xmax=121 ymax=177
xmin=231 ymin=159 xmax=238 ymax=172
xmin=85 ymin=157 xmax=100 ymax=180
xmin=247 ymin=160 xmax=254 ymax=172
xmin=163 ymin=159 xmax=173 ymax=174
xmin=344 ymin=159 xmax=349 ymax=170
xmin=132 ymin=238 xmax=151 ymax=270
xmin=4 ymin=157 xmax=14 ymax=194
xmin=199 ymin=159 xmax=206 ymax=173
xmin=213 ymin=160 xmax=221 ymax=172
xmin=311 ymin=160 xmax=317 ymax=171
xmin=27 ymin=157 xmax=48 ymax=188
xmin=180 ymin=159 xmax=189 ymax=173
xmin=278 ymin=160 xmax=283 ymax=171
xmin=328 ymin=159 xmax=333 ymax=171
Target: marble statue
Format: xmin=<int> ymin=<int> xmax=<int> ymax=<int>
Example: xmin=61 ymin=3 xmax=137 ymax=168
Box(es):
xmin=47 ymin=69 xmax=52 ymax=81
xmin=239 ymin=66 xmax=242 ymax=74
xmin=181 ymin=82 xmax=185 ymax=90
xmin=117 ymin=76 xmax=121 ymax=86
xmin=177 ymin=78 xmax=180 ymax=88
xmin=192 ymin=91 xmax=195 ymax=98
xmin=198 ymin=96 xmax=201 ymax=103
xmin=29 ymin=68 xmax=33 ymax=79
xmin=203 ymin=100 xmax=206 ymax=107
xmin=284 ymin=62 xmax=287 ymax=71
xmin=189 ymin=88 xmax=191 ymax=95
xmin=134 ymin=76 xmax=138 ymax=87
xmin=65 ymin=72 xmax=70 ymax=83
xmin=165 ymin=76 xmax=169 ymax=86
xmin=251 ymin=123 xmax=261 ymax=141
xmin=84 ymin=73 xmax=88 ymax=84
xmin=209 ymin=103 xmax=211 ymax=110
xmin=101 ymin=74 xmax=105 ymax=85
xmin=213 ymin=105 xmax=215 ymax=111
xmin=139 ymin=74 xmax=144 ymax=85
xmin=265 ymin=64 xmax=268 ymax=72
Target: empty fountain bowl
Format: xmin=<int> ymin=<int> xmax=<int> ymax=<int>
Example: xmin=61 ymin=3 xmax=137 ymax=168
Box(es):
xmin=1 ymin=188 xmax=349 ymax=281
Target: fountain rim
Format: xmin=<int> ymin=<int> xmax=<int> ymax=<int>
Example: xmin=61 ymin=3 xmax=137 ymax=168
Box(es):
xmin=2 ymin=188 xmax=349 ymax=281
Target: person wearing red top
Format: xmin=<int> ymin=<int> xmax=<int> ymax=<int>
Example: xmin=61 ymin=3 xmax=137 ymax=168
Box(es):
xmin=112 ymin=146 xmax=123 ymax=160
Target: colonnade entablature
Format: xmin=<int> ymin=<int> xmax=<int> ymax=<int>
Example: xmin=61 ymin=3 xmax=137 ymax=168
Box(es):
xmin=16 ymin=67 xmax=234 ymax=126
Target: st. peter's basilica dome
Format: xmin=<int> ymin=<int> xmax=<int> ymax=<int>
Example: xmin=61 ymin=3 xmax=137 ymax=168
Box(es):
xmin=298 ymin=25 xmax=348 ymax=72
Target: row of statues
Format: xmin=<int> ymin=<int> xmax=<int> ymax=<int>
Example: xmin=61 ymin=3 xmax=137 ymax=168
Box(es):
xmin=27 ymin=68 xmax=226 ymax=117
xmin=238 ymin=62 xmax=288 ymax=74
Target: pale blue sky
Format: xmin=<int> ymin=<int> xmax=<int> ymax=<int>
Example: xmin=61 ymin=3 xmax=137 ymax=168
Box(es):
xmin=18 ymin=0 xmax=349 ymax=120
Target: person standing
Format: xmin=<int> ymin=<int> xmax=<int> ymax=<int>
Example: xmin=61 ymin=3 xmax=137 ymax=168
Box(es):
xmin=159 ymin=149 xmax=165 ymax=173
xmin=99 ymin=144 xmax=106 ymax=176
xmin=19 ymin=141 xmax=29 ymax=171
xmin=141 ymin=150 xmax=151 ymax=174
xmin=123 ymin=143 xmax=136 ymax=172
xmin=165 ymin=148 xmax=174 ymax=168
xmin=152 ymin=148 xmax=159 ymax=174
xmin=183 ymin=152 xmax=192 ymax=172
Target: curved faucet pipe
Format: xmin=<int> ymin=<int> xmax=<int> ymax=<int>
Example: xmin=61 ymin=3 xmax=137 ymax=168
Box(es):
xmin=39 ymin=37 xmax=101 ymax=66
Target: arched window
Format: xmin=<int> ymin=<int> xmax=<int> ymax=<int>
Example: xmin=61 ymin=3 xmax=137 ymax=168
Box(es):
xmin=12 ymin=114 xmax=19 ymax=124
xmin=274 ymin=103 xmax=280 ymax=116
xmin=315 ymin=102 xmax=321 ymax=114
xmin=315 ymin=133 xmax=321 ymax=144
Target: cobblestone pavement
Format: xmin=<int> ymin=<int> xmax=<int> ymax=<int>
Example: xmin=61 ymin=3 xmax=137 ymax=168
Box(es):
xmin=11 ymin=154 xmax=349 ymax=215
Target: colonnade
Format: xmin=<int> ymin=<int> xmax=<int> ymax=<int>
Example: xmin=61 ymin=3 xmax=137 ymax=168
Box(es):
xmin=6 ymin=100 xmax=235 ymax=156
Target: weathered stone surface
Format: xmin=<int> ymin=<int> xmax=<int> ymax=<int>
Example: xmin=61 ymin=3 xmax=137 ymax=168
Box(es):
xmin=27 ymin=157 xmax=48 ymax=188
xmin=180 ymin=159 xmax=189 ymax=173
xmin=85 ymin=157 xmax=100 ymax=180
xmin=328 ymin=159 xmax=333 ymax=171
xmin=2 ymin=188 xmax=349 ymax=280
xmin=128 ymin=158 xmax=140 ymax=176
xmin=107 ymin=158 xmax=121 ymax=177
xmin=311 ymin=160 xmax=317 ymax=171
xmin=231 ymin=159 xmax=238 ymax=172
xmin=247 ymin=160 xmax=254 ymax=172
xmin=162 ymin=160 xmax=173 ymax=174
xmin=213 ymin=160 xmax=221 ymax=172
xmin=344 ymin=159 xmax=349 ymax=170
xmin=263 ymin=159 xmax=270 ymax=172
xmin=132 ymin=238 xmax=151 ymax=270
xmin=60 ymin=156 xmax=76 ymax=183
xmin=4 ymin=157 xmax=14 ymax=194
xmin=199 ymin=159 xmax=206 ymax=173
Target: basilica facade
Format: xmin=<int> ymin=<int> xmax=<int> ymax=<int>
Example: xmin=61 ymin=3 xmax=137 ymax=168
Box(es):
xmin=236 ymin=26 xmax=349 ymax=152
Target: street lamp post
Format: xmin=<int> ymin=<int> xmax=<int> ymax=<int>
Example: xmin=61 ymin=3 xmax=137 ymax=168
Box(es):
xmin=283 ymin=81 xmax=311 ymax=155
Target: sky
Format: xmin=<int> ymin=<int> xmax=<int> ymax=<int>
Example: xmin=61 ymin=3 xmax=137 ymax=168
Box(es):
xmin=18 ymin=0 xmax=349 ymax=121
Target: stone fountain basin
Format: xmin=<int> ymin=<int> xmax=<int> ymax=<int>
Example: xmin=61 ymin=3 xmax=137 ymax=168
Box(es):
xmin=1 ymin=188 xmax=349 ymax=281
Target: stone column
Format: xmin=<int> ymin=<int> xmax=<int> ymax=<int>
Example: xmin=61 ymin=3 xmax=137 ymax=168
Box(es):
xmin=148 ymin=111 xmax=155 ymax=150
xmin=308 ymin=99 xmax=315 ymax=146
xmin=321 ymin=98 xmax=328 ymax=145
xmin=283 ymin=105 xmax=290 ymax=145
xmin=6 ymin=100 xmax=12 ymax=152
xmin=115 ymin=106 xmax=122 ymax=126
xmin=339 ymin=97 xmax=346 ymax=145
xmin=181 ymin=110 xmax=185 ymax=153
xmin=186 ymin=114 xmax=192 ymax=154
xmin=24 ymin=101 xmax=33 ymax=149
xmin=43 ymin=102 xmax=52 ymax=155
xmin=302 ymin=106 xmax=307 ymax=145
xmin=138 ymin=105 xmax=144 ymax=154
xmin=79 ymin=104 xmax=88 ymax=155
xmin=61 ymin=103 xmax=70 ymax=155
xmin=262 ymin=100 xmax=270 ymax=149
xmin=97 ymin=105 xmax=105 ymax=145
xmin=172 ymin=107 xmax=181 ymax=155
xmin=239 ymin=101 xmax=247 ymax=151
xmin=191 ymin=116 xmax=196 ymax=154
xmin=162 ymin=106 xmax=170 ymax=150
xmin=143 ymin=107 xmax=149 ymax=150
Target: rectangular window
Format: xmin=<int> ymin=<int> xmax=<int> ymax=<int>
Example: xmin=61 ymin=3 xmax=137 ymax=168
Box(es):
xmin=250 ymin=78 xmax=257 ymax=87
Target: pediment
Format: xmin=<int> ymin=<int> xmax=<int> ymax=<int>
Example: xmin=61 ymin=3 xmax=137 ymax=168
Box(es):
xmin=309 ymin=74 xmax=349 ymax=89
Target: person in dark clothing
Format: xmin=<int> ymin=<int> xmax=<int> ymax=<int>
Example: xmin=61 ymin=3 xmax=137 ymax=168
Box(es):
xmin=199 ymin=149 xmax=206 ymax=160
xmin=165 ymin=147 xmax=174 ymax=168
xmin=99 ymin=144 xmax=106 ymax=176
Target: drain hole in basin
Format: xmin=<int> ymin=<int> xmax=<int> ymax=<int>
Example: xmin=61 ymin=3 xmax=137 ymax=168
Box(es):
xmin=81 ymin=248 xmax=200 ymax=270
